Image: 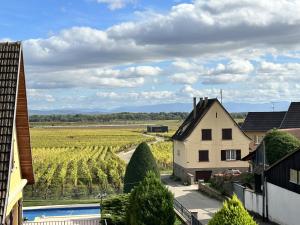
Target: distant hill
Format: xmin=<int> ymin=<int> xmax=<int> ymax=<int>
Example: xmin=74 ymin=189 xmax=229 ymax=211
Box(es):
xmin=29 ymin=101 xmax=291 ymax=115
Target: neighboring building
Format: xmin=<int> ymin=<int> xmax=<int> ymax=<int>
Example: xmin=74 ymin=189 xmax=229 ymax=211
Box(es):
xmin=172 ymin=97 xmax=251 ymax=182
xmin=147 ymin=125 xmax=168 ymax=133
xmin=241 ymin=102 xmax=300 ymax=146
xmin=242 ymin=128 xmax=300 ymax=192
xmin=239 ymin=148 xmax=300 ymax=225
xmin=0 ymin=42 xmax=34 ymax=225
xmin=241 ymin=112 xmax=286 ymax=145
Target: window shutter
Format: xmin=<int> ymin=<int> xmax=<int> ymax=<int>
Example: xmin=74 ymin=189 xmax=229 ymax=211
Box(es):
xmin=221 ymin=150 xmax=226 ymax=161
xmin=236 ymin=150 xmax=241 ymax=160
xmin=199 ymin=150 xmax=209 ymax=162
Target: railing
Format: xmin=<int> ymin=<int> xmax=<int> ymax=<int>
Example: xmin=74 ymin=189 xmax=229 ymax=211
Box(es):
xmin=174 ymin=199 xmax=202 ymax=225
xmin=23 ymin=218 xmax=100 ymax=225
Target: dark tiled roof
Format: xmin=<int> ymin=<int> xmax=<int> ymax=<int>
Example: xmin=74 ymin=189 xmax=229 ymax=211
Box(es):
xmin=172 ymin=98 xmax=250 ymax=141
xmin=241 ymin=112 xmax=286 ymax=132
xmin=172 ymin=99 xmax=216 ymax=141
xmin=0 ymin=42 xmax=20 ymax=223
xmin=280 ymin=102 xmax=300 ymax=129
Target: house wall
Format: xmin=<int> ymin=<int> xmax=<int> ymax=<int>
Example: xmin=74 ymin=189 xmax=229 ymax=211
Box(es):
xmin=173 ymin=140 xmax=186 ymax=167
xmin=267 ymin=182 xmax=300 ymax=225
xmin=173 ymin=101 xmax=250 ymax=181
xmin=184 ymin=102 xmax=250 ymax=169
xmin=244 ymin=131 xmax=266 ymax=145
xmin=6 ymin=125 xmax=25 ymax=218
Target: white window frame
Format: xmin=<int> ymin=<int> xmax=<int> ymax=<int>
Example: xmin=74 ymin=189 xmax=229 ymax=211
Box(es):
xmin=226 ymin=150 xmax=237 ymax=161
xmin=289 ymin=169 xmax=298 ymax=184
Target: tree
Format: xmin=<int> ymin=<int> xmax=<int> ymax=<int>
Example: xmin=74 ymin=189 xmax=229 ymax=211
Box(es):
xmin=123 ymin=142 xmax=159 ymax=193
xmin=208 ymin=194 xmax=257 ymax=225
xmin=101 ymin=194 xmax=129 ymax=225
xmin=126 ymin=172 xmax=175 ymax=225
xmin=265 ymin=129 xmax=300 ymax=165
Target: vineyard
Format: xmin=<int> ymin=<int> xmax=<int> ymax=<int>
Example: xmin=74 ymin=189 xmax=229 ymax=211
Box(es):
xmin=150 ymin=141 xmax=173 ymax=170
xmin=25 ymin=128 xmax=155 ymax=200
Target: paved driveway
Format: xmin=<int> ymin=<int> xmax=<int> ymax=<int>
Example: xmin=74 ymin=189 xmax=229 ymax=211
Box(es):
xmin=162 ymin=175 xmax=222 ymax=225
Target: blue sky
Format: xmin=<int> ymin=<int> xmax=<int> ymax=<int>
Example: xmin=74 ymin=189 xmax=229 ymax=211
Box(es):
xmin=1 ymin=0 xmax=300 ymax=111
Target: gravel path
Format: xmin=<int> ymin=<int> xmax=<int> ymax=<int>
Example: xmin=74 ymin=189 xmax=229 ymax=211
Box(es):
xmin=117 ymin=133 xmax=164 ymax=163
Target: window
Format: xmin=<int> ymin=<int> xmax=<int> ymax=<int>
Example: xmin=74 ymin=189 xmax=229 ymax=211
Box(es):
xmin=221 ymin=149 xmax=241 ymax=161
xmin=177 ymin=149 xmax=180 ymax=156
xmin=199 ymin=150 xmax=209 ymax=162
xmin=222 ymin=128 xmax=232 ymax=140
xmin=202 ymin=129 xmax=212 ymax=140
xmin=290 ymin=169 xmax=298 ymax=184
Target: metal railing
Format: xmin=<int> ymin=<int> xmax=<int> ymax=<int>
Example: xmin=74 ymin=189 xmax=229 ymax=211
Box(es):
xmin=174 ymin=199 xmax=202 ymax=225
xmin=23 ymin=218 xmax=100 ymax=225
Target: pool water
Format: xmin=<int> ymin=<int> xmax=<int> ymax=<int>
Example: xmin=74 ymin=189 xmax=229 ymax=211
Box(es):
xmin=23 ymin=206 xmax=101 ymax=221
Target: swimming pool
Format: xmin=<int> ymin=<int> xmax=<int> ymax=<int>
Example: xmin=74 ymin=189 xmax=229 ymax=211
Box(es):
xmin=23 ymin=205 xmax=101 ymax=221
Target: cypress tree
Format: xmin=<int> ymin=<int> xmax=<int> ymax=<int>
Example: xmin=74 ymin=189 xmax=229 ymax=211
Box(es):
xmin=123 ymin=142 xmax=159 ymax=193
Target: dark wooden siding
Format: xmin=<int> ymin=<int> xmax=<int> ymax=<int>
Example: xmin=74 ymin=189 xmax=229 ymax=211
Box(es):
xmin=266 ymin=150 xmax=300 ymax=194
xmin=16 ymin=52 xmax=34 ymax=184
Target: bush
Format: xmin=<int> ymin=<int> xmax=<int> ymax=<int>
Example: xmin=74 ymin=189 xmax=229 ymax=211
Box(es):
xmin=123 ymin=142 xmax=159 ymax=193
xmin=208 ymin=194 xmax=257 ymax=225
xmin=126 ymin=172 xmax=175 ymax=225
xmin=265 ymin=129 xmax=300 ymax=164
xmin=101 ymin=194 xmax=129 ymax=225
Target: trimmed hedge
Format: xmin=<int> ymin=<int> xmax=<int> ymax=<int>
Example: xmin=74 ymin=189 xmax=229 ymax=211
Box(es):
xmin=265 ymin=129 xmax=300 ymax=164
xmin=208 ymin=194 xmax=257 ymax=225
xmin=126 ymin=172 xmax=175 ymax=225
xmin=123 ymin=142 xmax=159 ymax=193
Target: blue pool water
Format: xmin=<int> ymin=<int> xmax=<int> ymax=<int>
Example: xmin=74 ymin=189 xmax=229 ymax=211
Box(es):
xmin=23 ymin=206 xmax=100 ymax=221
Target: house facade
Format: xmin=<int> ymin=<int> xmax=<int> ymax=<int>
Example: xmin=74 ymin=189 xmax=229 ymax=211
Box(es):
xmin=172 ymin=98 xmax=251 ymax=182
xmin=0 ymin=42 xmax=34 ymax=225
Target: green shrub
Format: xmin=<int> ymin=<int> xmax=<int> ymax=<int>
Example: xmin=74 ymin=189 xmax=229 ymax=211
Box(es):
xmin=208 ymin=194 xmax=257 ymax=225
xmin=126 ymin=172 xmax=175 ymax=225
xmin=101 ymin=194 xmax=129 ymax=225
xmin=123 ymin=142 xmax=159 ymax=193
xmin=265 ymin=129 xmax=300 ymax=164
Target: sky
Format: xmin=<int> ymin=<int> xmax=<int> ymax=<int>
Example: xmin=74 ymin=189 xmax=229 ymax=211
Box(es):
xmin=1 ymin=0 xmax=300 ymax=111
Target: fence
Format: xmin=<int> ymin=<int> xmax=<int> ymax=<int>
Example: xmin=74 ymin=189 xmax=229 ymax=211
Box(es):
xmin=23 ymin=218 xmax=100 ymax=225
xmin=173 ymin=199 xmax=202 ymax=225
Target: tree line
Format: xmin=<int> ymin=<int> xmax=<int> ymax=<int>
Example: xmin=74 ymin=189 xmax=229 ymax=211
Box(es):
xmin=30 ymin=112 xmax=247 ymax=123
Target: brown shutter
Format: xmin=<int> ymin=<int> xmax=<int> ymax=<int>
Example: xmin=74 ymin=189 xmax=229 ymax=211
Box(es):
xmin=221 ymin=150 xmax=226 ymax=161
xmin=236 ymin=150 xmax=241 ymax=160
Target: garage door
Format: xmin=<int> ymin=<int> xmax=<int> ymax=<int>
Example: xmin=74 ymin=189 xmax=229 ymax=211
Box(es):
xmin=195 ymin=171 xmax=212 ymax=182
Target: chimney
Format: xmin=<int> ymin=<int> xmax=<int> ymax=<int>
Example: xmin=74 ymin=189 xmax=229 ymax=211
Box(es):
xmin=199 ymin=97 xmax=204 ymax=108
xmin=193 ymin=97 xmax=197 ymax=119
xmin=204 ymin=97 xmax=208 ymax=107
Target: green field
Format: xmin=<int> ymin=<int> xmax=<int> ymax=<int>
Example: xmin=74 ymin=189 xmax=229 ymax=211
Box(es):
xmin=26 ymin=123 xmax=177 ymax=201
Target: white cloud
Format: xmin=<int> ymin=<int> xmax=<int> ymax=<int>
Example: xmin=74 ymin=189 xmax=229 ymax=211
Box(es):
xmin=95 ymin=0 xmax=135 ymax=10
xmin=170 ymin=73 xmax=199 ymax=84
xmin=27 ymin=65 xmax=161 ymax=89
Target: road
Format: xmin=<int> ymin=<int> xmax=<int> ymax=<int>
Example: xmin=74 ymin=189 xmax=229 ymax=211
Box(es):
xmin=117 ymin=133 xmax=164 ymax=163
xmin=162 ymin=175 xmax=221 ymax=225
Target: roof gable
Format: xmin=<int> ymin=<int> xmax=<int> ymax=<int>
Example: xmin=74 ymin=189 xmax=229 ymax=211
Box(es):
xmin=0 ymin=42 xmax=34 ymax=223
xmin=173 ymin=98 xmax=250 ymax=141
xmin=241 ymin=112 xmax=286 ymax=132
xmin=280 ymin=102 xmax=300 ymax=129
